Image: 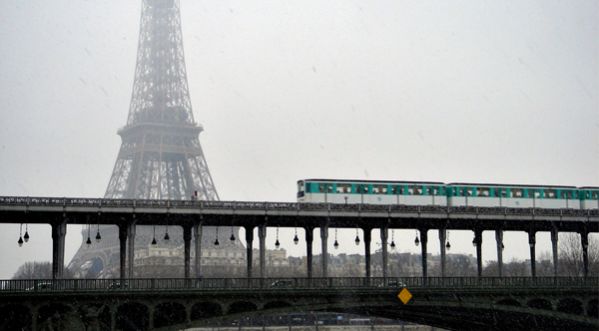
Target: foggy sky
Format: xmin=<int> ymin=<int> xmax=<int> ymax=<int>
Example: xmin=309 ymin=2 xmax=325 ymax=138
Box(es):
xmin=0 ymin=0 xmax=597 ymax=279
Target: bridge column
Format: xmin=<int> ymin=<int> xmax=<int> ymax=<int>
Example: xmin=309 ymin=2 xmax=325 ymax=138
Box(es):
xmin=474 ymin=229 xmax=483 ymax=277
xmin=258 ymin=224 xmax=266 ymax=278
xmin=305 ymin=227 xmax=314 ymax=278
xmin=580 ymin=230 xmax=589 ymax=278
xmin=439 ymin=229 xmax=446 ymax=277
xmin=127 ymin=222 xmax=136 ymax=278
xmin=183 ymin=224 xmax=192 ymax=279
xmin=321 ymin=223 xmax=329 ymax=278
xmin=194 ymin=222 xmax=203 ymax=278
xmin=381 ymin=227 xmax=389 ymax=278
xmin=420 ymin=229 xmax=428 ymax=278
xmin=118 ymin=224 xmax=128 ymax=281
xmin=364 ymin=228 xmax=372 ymax=278
xmin=51 ymin=220 xmax=67 ymax=279
xmin=551 ymin=228 xmax=558 ymax=277
xmin=496 ymin=230 xmax=503 ymax=277
xmin=528 ymin=230 xmax=536 ymax=277
xmin=245 ymin=226 xmax=254 ymax=278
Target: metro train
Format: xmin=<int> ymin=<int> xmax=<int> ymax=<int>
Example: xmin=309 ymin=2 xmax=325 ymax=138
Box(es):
xmin=296 ymin=179 xmax=599 ymax=210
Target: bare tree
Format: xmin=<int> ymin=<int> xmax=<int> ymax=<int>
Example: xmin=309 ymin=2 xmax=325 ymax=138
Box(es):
xmin=12 ymin=261 xmax=73 ymax=279
xmin=558 ymin=233 xmax=599 ymax=277
xmin=12 ymin=261 xmax=52 ymax=279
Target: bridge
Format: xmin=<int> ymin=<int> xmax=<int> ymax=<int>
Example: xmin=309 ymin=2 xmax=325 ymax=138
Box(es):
xmin=1 ymin=196 xmax=597 ymax=281
xmin=0 ymin=277 xmax=597 ymax=330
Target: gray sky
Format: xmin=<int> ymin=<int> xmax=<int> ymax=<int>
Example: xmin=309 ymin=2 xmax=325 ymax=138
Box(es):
xmin=0 ymin=0 xmax=597 ymax=279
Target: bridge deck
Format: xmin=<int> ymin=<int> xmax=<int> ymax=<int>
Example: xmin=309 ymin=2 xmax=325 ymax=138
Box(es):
xmin=0 ymin=196 xmax=597 ymax=231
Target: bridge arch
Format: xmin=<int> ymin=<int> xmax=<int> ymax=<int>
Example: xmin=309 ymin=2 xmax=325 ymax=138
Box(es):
xmin=0 ymin=304 xmax=31 ymax=330
xmin=116 ymin=302 xmax=149 ymax=331
xmin=191 ymin=302 xmax=223 ymax=320
xmin=556 ymin=298 xmax=584 ymax=316
xmin=37 ymin=302 xmax=84 ymax=330
xmin=154 ymin=302 xmax=186 ymax=328
xmin=228 ymin=301 xmax=258 ymax=315
xmin=527 ymin=298 xmax=553 ymax=311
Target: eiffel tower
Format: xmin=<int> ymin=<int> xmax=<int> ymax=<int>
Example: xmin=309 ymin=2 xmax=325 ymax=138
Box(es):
xmin=68 ymin=0 xmax=244 ymax=278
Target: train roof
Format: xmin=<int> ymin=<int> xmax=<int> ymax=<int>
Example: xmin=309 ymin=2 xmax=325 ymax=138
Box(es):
xmin=299 ymin=178 xmax=445 ymax=185
xmin=298 ymin=179 xmax=592 ymax=189
xmin=447 ymin=182 xmax=577 ymax=189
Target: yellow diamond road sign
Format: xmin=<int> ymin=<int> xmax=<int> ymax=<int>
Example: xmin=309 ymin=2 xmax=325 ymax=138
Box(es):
xmin=397 ymin=288 xmax=413 ymax=304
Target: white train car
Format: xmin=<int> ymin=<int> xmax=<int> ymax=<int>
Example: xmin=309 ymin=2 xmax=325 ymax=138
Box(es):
xmin=447 ymin=183 xmax=580 ymax=209
xmin=579 ymin=187 xmax=599 ymax=210
xmin=297 ymin=179 xmax=447 ymax=206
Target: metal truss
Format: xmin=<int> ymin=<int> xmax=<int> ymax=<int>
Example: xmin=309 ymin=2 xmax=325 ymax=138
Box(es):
xmin=105 ymin=0 xmax=218 ymax=201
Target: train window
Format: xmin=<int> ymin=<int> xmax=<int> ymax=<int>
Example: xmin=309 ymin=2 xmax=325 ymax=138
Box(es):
xmin=373 ymin=185 xmax=386 ymax=194
xmin=326 ymin=184 xmax=334 ymax=193
xmin=391 ymin=186 xmax=398 ymax=194
xmin=544 ymin=189 xmax=556 ymax=198
xmin=512 ymin=188 xmax=523 ymax=198
xmin=533 ymin=190 xmax=541 ymax=198
xmin=592 ymin=191 xmax=599 ymax=199
xmin=478 ymin=187 xmax=490 ymax=197
xmin=381 ymin=186 xmax=388 ymax=194
xmin=336 ymin=184 xmax=350 ymax=193
xmin=305 ymin=182 xmax=313 ymax=193
xmin=319 ymin=184 xmax=325 ymax=193
xmin=561 ymin=191 xmax=572 ymax=199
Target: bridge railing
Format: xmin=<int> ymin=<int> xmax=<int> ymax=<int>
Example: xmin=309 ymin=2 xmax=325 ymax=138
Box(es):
xmin=1 ymin=277 xmax=596 ymax=293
